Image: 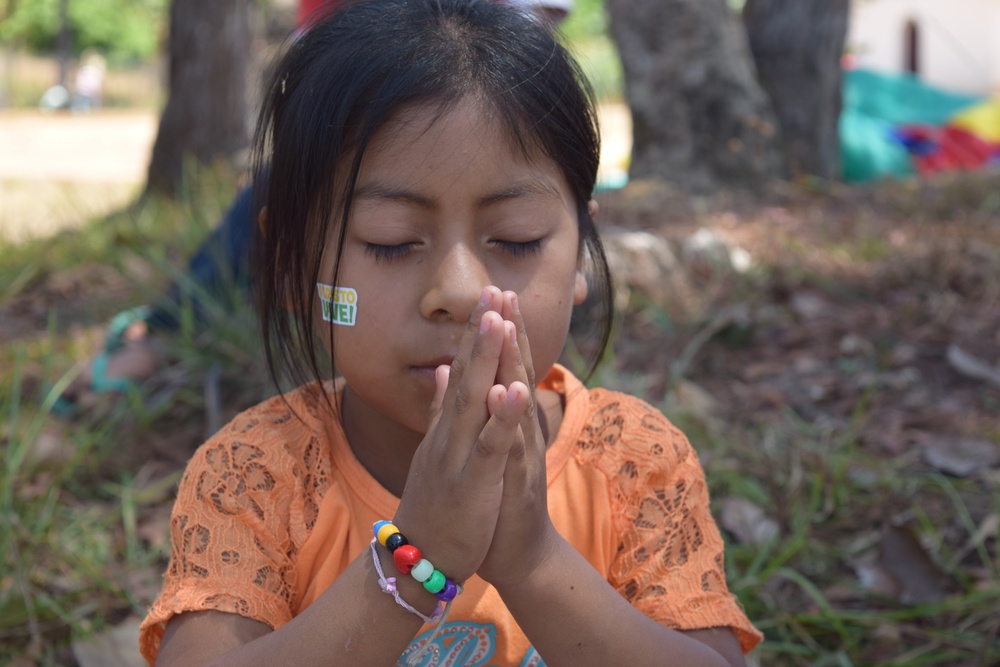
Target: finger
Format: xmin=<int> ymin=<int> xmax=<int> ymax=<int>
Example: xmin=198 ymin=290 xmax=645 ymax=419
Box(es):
xmin=498 ymin=381 xmax=550 ymax=514
xmin=436 ymin=286 xmax=502 ymax=432
xmin=462 ymin=382 xmax=529 ymax=484
xmin=486 ymin=383 xmax=506 ymax=417
xmin=495 ymin=308 xmax=545 ymax=463
xmin=497 ymin=381 xmax=537 ymax=500
xmin=439 ymin=310 xmax=507 ymax=463
xmin=496 ymin=319 xmax=525 ymax=391
xmin=499 ymin=291 xmax=536 ymax=389
xmin=426 ymin=364 xmax=450 ymax=430
xmin=443 ymin=287 xmax=502 ymax=405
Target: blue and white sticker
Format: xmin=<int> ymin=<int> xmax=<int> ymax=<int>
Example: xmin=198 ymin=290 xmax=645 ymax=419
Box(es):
xmin=317 ymin=283 xmax=357 ymax=326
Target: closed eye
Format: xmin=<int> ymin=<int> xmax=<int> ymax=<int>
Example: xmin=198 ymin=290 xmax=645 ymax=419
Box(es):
xmin=494 ymin=239 xmax=543 ymax=258
xmin=364 ymin=242 xmax=418 ymax=264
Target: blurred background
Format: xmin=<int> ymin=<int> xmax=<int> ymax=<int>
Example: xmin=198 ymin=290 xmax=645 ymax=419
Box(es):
xmin=1 ymin=1 xmax=998 ymax=665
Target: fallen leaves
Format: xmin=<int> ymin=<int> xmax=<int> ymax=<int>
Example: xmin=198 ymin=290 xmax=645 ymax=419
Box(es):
xmin=72 ymin=617 xmax=145 ymax=667
xmin=720 ymin=497 xmax=780 ymax=545
xmin=947 ymin=343 xmax=1000 ymax=390
xmin=920 ymin=435 xmax=1000 ymax=478
xmin=877 ymin=523 xmax=954 ymax=604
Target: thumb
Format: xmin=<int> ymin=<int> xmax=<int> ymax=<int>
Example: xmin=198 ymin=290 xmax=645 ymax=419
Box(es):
xmin=427 ymin=364 xmax=450 ymax=428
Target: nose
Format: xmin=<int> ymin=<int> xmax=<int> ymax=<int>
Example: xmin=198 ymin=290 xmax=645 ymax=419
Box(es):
xmin=419 ymin=243 xmax=490 ymax=323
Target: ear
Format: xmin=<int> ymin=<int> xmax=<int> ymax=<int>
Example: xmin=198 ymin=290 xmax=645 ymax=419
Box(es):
xmin=258 ymin=205 xmax=268 ymax=237
xmin=573 ymin=265 xmax=589 ymax=305
xmin=573 ymin=199 xmax=598 ymax=306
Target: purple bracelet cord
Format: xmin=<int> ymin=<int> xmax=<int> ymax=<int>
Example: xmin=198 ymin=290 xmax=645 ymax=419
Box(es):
xmin=370 ymin=538 xmax=444 ymax=624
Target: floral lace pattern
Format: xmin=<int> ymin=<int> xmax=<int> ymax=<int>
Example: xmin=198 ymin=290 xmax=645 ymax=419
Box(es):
xmin=575 ymin=390 xmax=758 ymax=651
xmin=140 ymin=375 xmax=761 ymax=663
xmin=140 ymin=390 xmax=333 ymax=661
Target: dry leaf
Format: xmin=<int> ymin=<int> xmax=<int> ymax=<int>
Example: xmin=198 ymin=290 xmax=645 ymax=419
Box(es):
xmin=666 ymin=380 xmax=720 ymax=429
xmin=878 ymin=524 xmax=952 ymax=604
xmin=136 ymin=503 xmax=174 ymax=552
xmin=851 ymin=552 xmax=902 ymax=597
xmin=72 ymin=616 xmax=145 ymax=667
xmin=720 ymin=497 xmax=780 ymax=545
xmin=25 ymin=426 xmax=75 ymax=466
xmin=946 ymin=344 xmax=1000 ymax=389
xmin=921 ymin=436 xmax=1000 ymax=477
xmin=789 ymin=291 xmax=828 ymax=319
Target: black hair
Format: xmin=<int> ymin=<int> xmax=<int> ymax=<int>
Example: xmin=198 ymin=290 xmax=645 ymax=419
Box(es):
xmin=251 ymin=0 xmax=613 ymax=394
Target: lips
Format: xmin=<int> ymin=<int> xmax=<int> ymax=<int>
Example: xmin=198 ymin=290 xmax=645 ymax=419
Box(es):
xmin=410 ymin=356 xmax=454 ymax=383
xmin=414 ymin=356 xmax=455 ymax=370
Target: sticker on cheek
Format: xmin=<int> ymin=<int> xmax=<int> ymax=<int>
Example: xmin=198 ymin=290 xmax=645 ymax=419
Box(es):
xmin=317 ymin=283 xmax=358 ymax=326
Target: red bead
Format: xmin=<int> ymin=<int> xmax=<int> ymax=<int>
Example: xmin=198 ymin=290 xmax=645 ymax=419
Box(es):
xmin=393 ymin=544 xmax=422 ymax=574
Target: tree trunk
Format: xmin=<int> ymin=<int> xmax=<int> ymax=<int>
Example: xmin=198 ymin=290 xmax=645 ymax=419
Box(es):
xmin=145 ymin=0 xmax=252 ymax=196
xmin=744 ymin=0 xmax=850 ymax=180
xmin=605 ymin=0 xmax=784 ymax=193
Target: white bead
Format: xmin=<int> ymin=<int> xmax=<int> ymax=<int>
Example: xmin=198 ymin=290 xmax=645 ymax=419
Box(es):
xmin=411 ymin=558 xmax=434 ymax=582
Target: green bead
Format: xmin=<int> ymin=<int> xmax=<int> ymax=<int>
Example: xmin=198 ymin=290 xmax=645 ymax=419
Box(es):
xmin=423 ymin=570 xmax=446 ymax=594
xmin=410 ymin=558 xmax=434 ymax=583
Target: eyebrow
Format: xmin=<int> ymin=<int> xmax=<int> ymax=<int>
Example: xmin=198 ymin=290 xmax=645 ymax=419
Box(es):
xmin=479 ymin=180 xmax=563 ymax=206
xmin=352 ymin=179 xmax=562 ymax=210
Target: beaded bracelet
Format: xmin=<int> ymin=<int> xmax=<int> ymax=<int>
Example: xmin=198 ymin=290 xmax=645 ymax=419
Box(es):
xmin=369 ymin=538 xmax=443 ymax=624
xmin=373 ymin=521 xmax=461 ymax=601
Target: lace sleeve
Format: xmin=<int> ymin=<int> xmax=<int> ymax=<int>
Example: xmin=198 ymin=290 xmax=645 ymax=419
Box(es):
xmin=577 ymin=392 xmax=762 ymax=653
xmin=139 ymin=398 xmax=330 ymax=663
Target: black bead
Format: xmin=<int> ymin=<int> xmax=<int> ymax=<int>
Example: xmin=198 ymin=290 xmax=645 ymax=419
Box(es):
xmin=385 ymin=532 xmax=408 ymax=552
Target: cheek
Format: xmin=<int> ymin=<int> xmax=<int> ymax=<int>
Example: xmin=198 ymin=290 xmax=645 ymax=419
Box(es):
xmin=520 ymin=297 xmax=574 ymax=374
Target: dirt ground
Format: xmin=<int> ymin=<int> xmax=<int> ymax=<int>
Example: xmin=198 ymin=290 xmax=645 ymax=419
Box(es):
xmin=0 ymin=110 xmax=157 ymax=242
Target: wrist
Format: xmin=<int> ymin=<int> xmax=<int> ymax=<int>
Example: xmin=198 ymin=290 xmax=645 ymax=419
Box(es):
xmin=372 ymin=538 xmax=443 ymax=619
xmin=489 ymin=524 xmax=567 ymax=597
xmin=371 ymin=521 xmax=463 ymax=623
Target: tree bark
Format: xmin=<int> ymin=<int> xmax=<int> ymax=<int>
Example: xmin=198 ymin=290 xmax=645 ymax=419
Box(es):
xmin=145 ymin=0 xmax=252 ymax=196
xmin=605 ymin=0 xmax=784 ymax=193
xmin=743 ymin=0 xmax=850 ymax=180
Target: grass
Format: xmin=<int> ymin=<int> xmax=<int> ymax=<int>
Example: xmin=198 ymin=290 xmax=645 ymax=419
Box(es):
xmin=0 ymin=164 xmax=269 ymax=664
xmin=1 ymin=168 xmax=999 ymax=666
xmin=707 ymin=416 xmax=999 ymax=664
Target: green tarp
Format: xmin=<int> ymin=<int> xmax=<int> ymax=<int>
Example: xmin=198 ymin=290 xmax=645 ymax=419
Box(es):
xmin=839 ymin=69 xmax=983 ymax=182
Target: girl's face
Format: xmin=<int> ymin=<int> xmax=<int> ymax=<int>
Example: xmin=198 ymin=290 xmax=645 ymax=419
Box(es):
xmin=318 ymin=99 xmax=588 ymax=435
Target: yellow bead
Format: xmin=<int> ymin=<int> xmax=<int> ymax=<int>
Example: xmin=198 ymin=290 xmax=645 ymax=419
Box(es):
xmin=377 ymin=523 xmax=400 ymax=546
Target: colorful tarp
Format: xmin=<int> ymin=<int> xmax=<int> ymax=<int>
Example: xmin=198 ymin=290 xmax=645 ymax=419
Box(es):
xmin=839 ymin=68 xmax=999 ymax=182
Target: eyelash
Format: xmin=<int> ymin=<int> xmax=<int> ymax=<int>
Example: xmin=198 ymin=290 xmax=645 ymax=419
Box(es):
xmin=495 ymin=239 xmax=543 ymax=258
xmin=364 ymin=239 xmax=543 ymax=264
xmin=364 ymin=242 xmax=417 ymax=264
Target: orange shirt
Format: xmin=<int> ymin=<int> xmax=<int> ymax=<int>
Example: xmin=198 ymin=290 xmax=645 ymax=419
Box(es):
xmin=140 ymin=365 xmax=761 ymax=665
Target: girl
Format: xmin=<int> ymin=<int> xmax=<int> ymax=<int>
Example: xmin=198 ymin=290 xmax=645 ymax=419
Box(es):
xmin=139 ymin=0 xmax=762 ymax=665
xmin=55 ymin=0 xmax=571 ymax=415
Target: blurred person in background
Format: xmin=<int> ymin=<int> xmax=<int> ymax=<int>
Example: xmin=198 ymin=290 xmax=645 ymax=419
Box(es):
xmin=70 ymin=49 xmax=106 ymax=113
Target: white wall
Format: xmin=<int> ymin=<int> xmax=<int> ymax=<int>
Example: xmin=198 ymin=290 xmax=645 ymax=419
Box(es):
xmin=848 ymin=0 xmax=1000 ymax=95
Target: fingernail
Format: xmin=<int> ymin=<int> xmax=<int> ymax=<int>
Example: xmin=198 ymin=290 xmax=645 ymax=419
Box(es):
xmin=511 ymin=294 xmax=519 ymax=314
xmin=479 ymin=288 xmax=491 ymax=308
xmin=480 ymin=312 xmax=492 ymax=333
xmin=506 ymin=321 xmax=516 ymax=345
